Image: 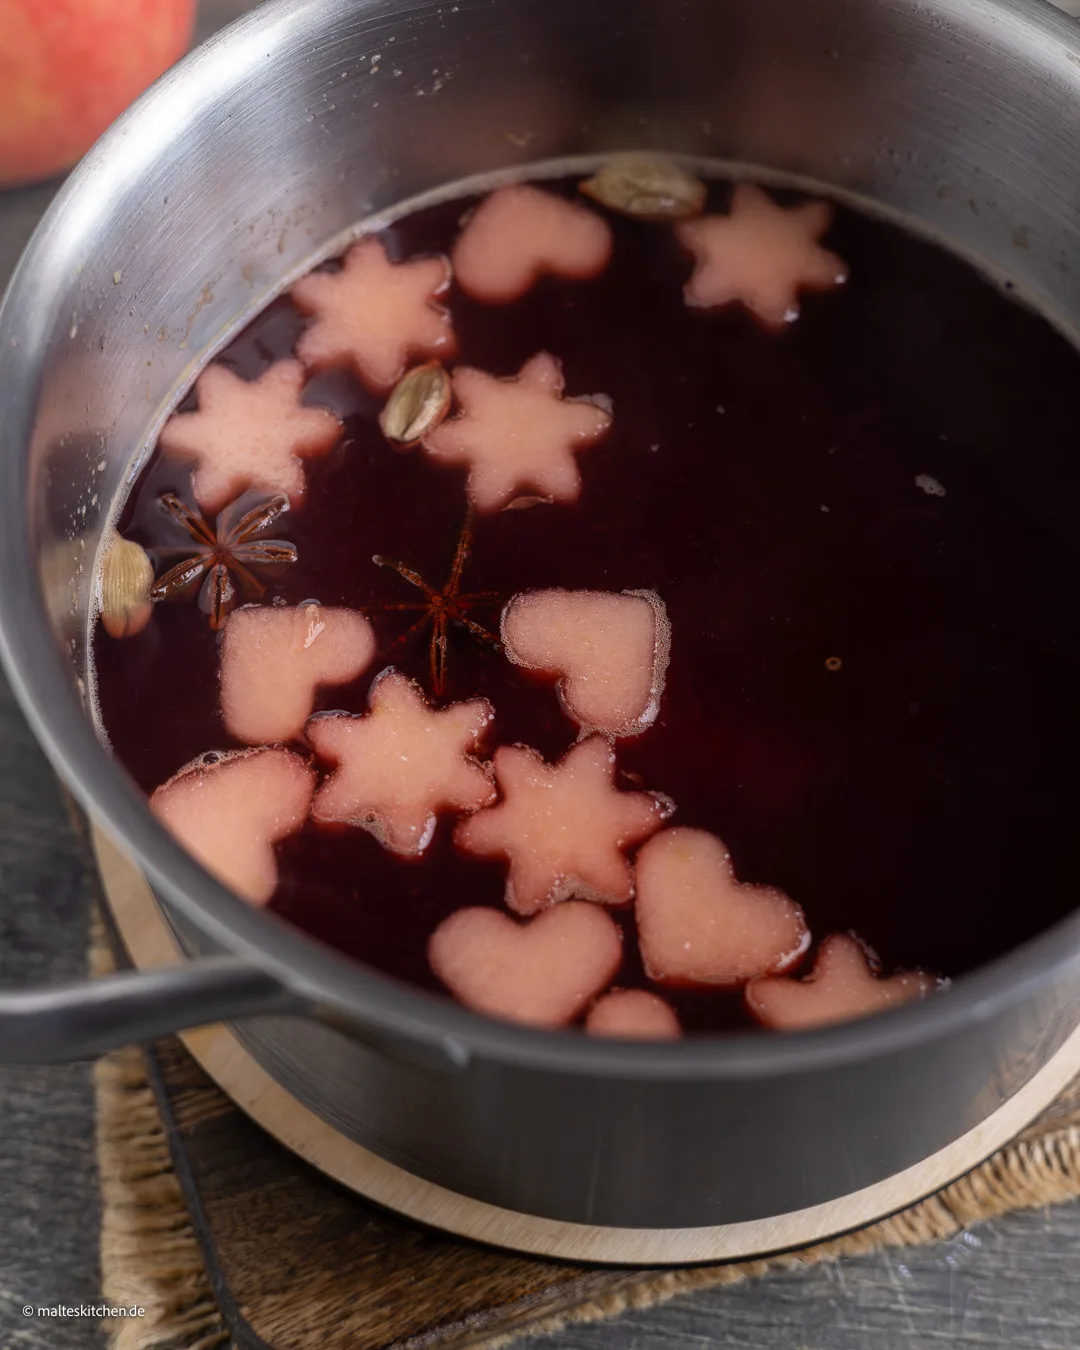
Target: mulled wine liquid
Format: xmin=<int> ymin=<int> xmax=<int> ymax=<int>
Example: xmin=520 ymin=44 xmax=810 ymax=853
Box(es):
xmin=92 ymin=169 xmax=1080 ymax=1032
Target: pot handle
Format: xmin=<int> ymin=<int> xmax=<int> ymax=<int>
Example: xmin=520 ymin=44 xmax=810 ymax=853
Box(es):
xmin=0 ymin=958 xmax=302 ymax=1063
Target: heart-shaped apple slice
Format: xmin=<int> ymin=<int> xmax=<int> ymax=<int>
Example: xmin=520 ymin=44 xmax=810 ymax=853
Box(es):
xmin=635 ymin=827 xmax=809 ymax=987
xmin=452 ymin=184 xmax=612 ymax=304
xmin=428 ymin=902 xmax=622 ymax=1028
xmin=501 ymin=589 xmax=670 ymax=737
xmin=585 ymin=989 xmax=681 ymax=1040
xmin=220 ymin=603 xmax=376 ymax=745
xmin=746 ymin=934 xmax=940 ymax=1031
xmin=150 ymin=747 xmax=315 ymax=906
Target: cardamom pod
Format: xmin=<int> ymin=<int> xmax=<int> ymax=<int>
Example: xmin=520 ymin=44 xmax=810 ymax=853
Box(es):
xmin=580 ymin=158 xmax=707 ymax=221
xmin=379 ymin=362 xmax=452 ymax=445
xmin=100 ymin=536 xmax=154 ymax=638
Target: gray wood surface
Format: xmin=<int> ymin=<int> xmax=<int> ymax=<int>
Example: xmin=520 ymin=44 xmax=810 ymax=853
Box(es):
xmin=1 ymin=2 xmax=1077 ymax=1347
xmin=0 ymin=669 xmax=102 ymax=1349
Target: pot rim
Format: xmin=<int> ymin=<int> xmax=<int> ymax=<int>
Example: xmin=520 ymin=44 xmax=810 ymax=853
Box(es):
xmin=2 ymin=0 xmax=1079 ymax=1082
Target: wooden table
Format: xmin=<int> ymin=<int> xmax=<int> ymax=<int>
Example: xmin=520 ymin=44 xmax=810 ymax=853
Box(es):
xmin=2 ymin=2 xmax=1080 ymax=1345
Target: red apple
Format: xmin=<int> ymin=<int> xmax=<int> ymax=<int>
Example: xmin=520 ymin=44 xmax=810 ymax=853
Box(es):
xmin=0 ymin=0 xmax=196 ymax=188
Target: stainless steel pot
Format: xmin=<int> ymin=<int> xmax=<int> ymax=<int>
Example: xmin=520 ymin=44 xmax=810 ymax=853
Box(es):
xmin=2 ymin=0 xmax=1080 ymax=1234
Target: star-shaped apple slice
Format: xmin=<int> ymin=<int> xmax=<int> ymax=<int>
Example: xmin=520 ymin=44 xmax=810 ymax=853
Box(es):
xmin=501 ymin=588 xmax=670 ymax=737
xmin=307 ymin=669 xmax=495 ymax=857
xmin=221 ymin=603 xmax=376 ymax=745
xmin=452 ymin=183 xmax=612 ymax=303
xmin=455 ymin=735 xmax=671 ymax=915
xmin=159 ymin=360 xmax=343 ymax=515
xmin=636 ymin=828 xmax=809 ymax=987
xmin=676 ymin=184 xmax=848 ymax=329
xmin=585 ymin=989 xmax=682 ymax=1040
xmin=421 ymin=352 xmax=612 ymax=512
xmin=291 ymin=237 xmax=455 ymax=392
xmin=746 ymin=934 xmax=940 ymax=1031
xmin=428 ymin=902 xmax=622 ymax=1028
xmin=150 ymin=747 xmax=315 ymax=906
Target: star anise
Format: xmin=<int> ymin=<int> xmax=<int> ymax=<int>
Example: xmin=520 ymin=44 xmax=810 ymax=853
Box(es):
xmin=369 ymin=506 xmax=500 ymax=696
xmin=149 ymin=492 xmax=298 ymax=628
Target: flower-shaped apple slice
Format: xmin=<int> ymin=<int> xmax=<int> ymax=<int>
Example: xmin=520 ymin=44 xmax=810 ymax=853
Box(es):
xmin=291 ymin=238 xmax=455 ymax=392
xmin=307 ymin=669 xmax=495 ymax=857
xmin=455 ymin=735 xmax=671 ymax=915
xmin=159 ymin=360 xmax=343 ymax=515
xmin=220 ymin=603 xmax=376 ymax=745
xmin=428 ymin=902 xmax=622 ymax=1028
xmin=636 ymin=828 xmax=809 ymax=987
xmin=585 ymin=989 xmax=682 ymax=1040
xmin=676 ymin=184 xmax=848 ymax=329
xmin=421 ymin=352 xmax=612 ymax=513
xmin=501 ymin=588 xmax=670 ymax=737
xmin=746 ymin=934 xmax=940 ymax=1031
xmin=452 ymin=184 xmax=612 ymax=303
xmin=150 ymin=747 xmax=314 ymax=906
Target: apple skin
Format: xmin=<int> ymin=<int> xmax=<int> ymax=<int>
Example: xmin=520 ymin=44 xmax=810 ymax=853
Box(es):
xmin=0 ymin=0 xmax=196 ymax=189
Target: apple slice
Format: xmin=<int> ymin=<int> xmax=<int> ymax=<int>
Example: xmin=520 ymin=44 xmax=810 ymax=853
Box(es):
xmin=421 ymin=353 xmax=612 ymax=513
xmin=428 ymin=902 xmax=622 ymax=1028
xmin=585 ymin=989 xmax=681 ymax=1040
xmin=159 ymin=360 xmax=343 ymax=514
xmin=676 ymin=184 xmax=848 ymax=330
xmin=291 ymin=237 xmax=455 ymax=392
xmin=455 ymin=735 xmax=671 ymax=915
xmin=636 ymin=828 xmax=809 ymax=987
xmin=452 ymin=184 xmax=612 ymax=303
xmin=308 ymin=670 xmax=495 ymax=856
xmin=150 ymin=747 xmax=314 ymax=906
xmin=501 ymin=588 xmax=670 ymax=737
xmin=220 ymin=603 xmax=376 ymax=745
xmin=746 ymin=934 xmax=939 ymax=1031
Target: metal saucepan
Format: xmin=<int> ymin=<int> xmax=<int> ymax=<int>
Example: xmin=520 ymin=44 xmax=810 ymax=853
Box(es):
xmin=2 ymin=0 xmax=1080 ymax=1232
